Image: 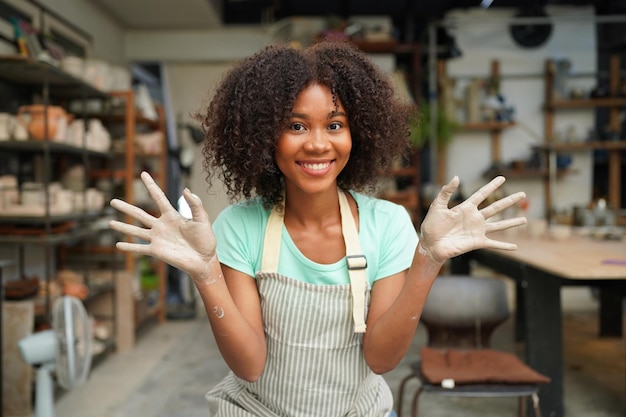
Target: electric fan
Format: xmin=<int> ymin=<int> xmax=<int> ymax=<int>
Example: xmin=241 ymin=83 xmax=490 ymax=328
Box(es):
xmin=18 ymin=295 xmax=93 ymax=417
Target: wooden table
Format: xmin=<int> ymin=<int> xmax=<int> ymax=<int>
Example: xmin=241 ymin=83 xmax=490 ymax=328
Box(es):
xmin=451 ymin=234 xmax=626 ymax=417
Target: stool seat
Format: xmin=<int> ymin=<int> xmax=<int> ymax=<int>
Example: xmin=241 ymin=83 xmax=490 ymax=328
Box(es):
xmin=410 ymin=360 xmax=541 ymax=397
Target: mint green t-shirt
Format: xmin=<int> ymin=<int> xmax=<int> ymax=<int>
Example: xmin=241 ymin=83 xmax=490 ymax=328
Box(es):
xmin=212 ymin=191 xmax=418 ymax=286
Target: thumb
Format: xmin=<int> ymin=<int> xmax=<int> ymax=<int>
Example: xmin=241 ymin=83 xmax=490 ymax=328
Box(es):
xmin=431 ymin=176 xmax=460 ymax=209
xmin=182 ymin=188 xmax=209 ymax=223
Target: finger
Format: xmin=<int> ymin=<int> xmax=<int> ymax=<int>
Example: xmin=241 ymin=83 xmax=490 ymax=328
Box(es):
xmin=484 ymin=237 xmax=518 ymax=251
xmin=109 ymin=219 xmax=152 ymax=242
xmin=480 ymin=191 xmax=527 ymax=219
xmin=110 ymin=198 xmax=155 ymax=226
xmin=431 ymin=175 xmax=460 ymax=209
xmin=140 ymin=171 xmax=175 ymax=215
xmin=115 ymin=241 xmax=153 ymax=256
xmin=182 ymin=188 xmax=209 ymax=224
xmin=467 ymin=176 xmax=506 ymax=207
xmin=485 ymin=216 xmax=527 ymax=233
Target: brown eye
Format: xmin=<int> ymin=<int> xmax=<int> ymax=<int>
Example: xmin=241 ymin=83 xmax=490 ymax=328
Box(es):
xmin=290 ymin=122 xmax=306 ymax=131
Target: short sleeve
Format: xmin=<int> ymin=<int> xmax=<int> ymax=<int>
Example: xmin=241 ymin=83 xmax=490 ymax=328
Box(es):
xmin=375 ymin=203 xmax=418 ymax=280
xmin=212 ymin=201 xmax=267 ymax=278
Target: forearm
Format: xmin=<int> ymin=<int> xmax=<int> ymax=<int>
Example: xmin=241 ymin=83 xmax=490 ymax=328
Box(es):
xmin=193 ymin=257 xmax=267 ymax=382
xmin=363 ymin=243 xmax=442 ymax=374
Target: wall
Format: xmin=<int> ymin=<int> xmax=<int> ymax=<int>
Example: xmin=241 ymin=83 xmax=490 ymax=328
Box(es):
xmin=35 ymin=0 xmax=125 ymax=63
xmin=443 ymin=5 xmax=597 ymax=220
xmin=125 ymin=27 xmax=272 ymax=63
xmin=164 ymin=63 xmax=235 ymax=221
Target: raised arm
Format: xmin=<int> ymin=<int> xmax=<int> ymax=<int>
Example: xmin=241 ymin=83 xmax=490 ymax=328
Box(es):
xmin=109 ymin=172 xmax=266 ymax=381
xmin=363 ymin=176 xmax=527 ymax=373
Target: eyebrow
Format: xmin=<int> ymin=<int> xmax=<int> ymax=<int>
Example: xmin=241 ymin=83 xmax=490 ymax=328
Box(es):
xmin=288 ymin=111 xmax=347 ymax=119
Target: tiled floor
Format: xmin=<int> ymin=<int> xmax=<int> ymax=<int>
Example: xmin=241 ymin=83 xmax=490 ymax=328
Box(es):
xmin=22 ymin=286 xmax=626 ymax=417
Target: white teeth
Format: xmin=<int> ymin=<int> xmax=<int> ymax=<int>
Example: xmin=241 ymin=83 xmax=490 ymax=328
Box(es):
xmin=301 ymin=162 xmax=330 ymax=170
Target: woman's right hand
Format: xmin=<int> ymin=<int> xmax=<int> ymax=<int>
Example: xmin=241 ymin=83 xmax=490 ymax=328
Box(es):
xmin=109 ymin=171 xmax=218 ymax=284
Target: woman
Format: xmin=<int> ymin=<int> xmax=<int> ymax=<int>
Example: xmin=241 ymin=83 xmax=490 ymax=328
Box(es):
xmin=109 ymin=41 xmax=526 ymax=417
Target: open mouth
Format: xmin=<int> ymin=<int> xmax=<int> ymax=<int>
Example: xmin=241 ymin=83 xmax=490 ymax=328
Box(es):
xmin=297 ymin=160 xmax=334 ymax=175
xmin=299 ymin=161 xmax=331 ymax=171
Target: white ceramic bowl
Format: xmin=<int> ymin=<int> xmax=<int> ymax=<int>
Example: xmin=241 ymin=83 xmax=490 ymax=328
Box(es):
xmin=549 ymin=225 xmax=572 ymax=241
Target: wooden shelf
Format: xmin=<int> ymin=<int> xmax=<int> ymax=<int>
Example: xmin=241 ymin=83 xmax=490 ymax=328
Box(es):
xmin=546 ymin=97 xmax=626 ymax=109
xmin=389 ymin=166 xmax=418 ymax=177
xmin=349 ymin=38 xmax=417 ymax=54
xmin=535 ymin=141 xmax=626 ymax=152
xmin=483 ymin=167 xmax=572 ymax=179
xmin=463 ymin=121 xmax=516 ymax=131
xmin=88 ymin=112 xmax=161 ymax=129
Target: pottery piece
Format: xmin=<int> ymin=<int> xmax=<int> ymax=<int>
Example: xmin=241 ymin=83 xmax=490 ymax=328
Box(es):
xmin=16 ymin=105 xmax=73 ymax=141
xmin=0 ymin=112 xmax=16 ymax=140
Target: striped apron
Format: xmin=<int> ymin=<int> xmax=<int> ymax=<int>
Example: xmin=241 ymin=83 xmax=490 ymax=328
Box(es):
xmin=205 ymin=191 xmax=393 ymax=417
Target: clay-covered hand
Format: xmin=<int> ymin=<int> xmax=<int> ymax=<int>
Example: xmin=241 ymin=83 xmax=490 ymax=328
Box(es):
xmin=109 ymin=171 xmax=217 ymax=283
xmin=418 ymin=176 xmax=527 ymax=265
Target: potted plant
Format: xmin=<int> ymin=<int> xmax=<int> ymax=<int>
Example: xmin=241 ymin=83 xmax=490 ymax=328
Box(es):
xmin=409 ymin=99 xmax=460 ymax=150
xmin=406 ymin=99 xmax=461 ymax=194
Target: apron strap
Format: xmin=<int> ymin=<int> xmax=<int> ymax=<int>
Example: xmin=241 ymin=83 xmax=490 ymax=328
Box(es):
xmin=261 ymin=189 xmax=368 ymax=333
xmin=261 ymin=204 xmax=284 ymax=273
xmin=338 ymin=190 xmax=368 ymax=333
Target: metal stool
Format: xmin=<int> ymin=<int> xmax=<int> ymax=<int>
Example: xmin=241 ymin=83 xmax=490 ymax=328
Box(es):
xmin=396 ymin=275 xmax=546 ymax=417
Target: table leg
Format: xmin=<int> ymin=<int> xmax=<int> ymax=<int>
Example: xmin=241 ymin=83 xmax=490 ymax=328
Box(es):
xmin=598 ymin=288 xmax=623 ymax=337
xmin=521 ymin=265 xmax=564 ymax=417
xmin=515 ymin=279 xmax=526 ymax=343
xmin=1 ymin=266 xmax=3 ymax=416
xmin=449 ymin=254 xmax=470 ymax=275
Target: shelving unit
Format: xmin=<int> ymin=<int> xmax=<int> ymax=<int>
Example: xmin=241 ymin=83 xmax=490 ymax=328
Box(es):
xmin=0 ymin=56 xmax=121 ymax=368
xmin=543 ymin=54 xmax=626 ymax=219
xmin=0 ymin=56 xmax=167 ymax=363
xmin=461 ymin=61 xmax=516 ymax=170
xmin=437 ymin=59 xmax=518 ymax=184
xmin=102 ymin=90 xmax=168 ymax=350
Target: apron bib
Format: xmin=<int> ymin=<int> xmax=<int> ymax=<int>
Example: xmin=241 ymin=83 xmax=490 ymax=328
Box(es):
xmin=205 ymin=190 xmax=393 ymax=417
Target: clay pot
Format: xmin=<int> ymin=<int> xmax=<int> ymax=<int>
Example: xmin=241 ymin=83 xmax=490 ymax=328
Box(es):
xmin=62 ymin=282 xmax=89 ymax=300
xmin=16 ymin=105 xmax=73 ymax=141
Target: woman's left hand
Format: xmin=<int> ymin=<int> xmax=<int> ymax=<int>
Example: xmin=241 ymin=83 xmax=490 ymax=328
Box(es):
xmin=418 ymin=175 xmax=527 ymax=265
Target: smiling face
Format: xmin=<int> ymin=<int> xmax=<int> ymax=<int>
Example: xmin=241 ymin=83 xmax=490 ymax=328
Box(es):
xmin=275 ymin=83 xmax=352 ymax=197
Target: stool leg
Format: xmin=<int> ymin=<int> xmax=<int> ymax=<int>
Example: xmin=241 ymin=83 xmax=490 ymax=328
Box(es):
xmin=531 ymin=393 xmax=542 ymax=417
xmin=518 ymin=396 xmax=526 ymax=417
xmin=396 ymin=375 xmax=415 ymax=417
xmin=411 ymin=387 xmax=424 ymax=417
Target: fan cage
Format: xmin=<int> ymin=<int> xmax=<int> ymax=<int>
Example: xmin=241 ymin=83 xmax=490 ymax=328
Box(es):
xmin=52 ymin=295 xmax=93 ymax=389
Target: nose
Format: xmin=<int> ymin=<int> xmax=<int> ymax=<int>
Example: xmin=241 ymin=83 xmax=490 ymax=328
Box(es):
xmin=304 ymin=129 xmax=330 ymax=153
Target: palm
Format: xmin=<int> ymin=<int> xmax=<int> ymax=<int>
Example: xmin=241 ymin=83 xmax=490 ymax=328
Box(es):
xmin=419 ymin=176 xmax=526 ymax=264
xmin=109 ymin=172 xmax=216 ymax=279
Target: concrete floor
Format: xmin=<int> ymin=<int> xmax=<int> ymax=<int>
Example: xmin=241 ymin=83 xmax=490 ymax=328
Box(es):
xmin=36 ymin=286 xmax=626 ymax=417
